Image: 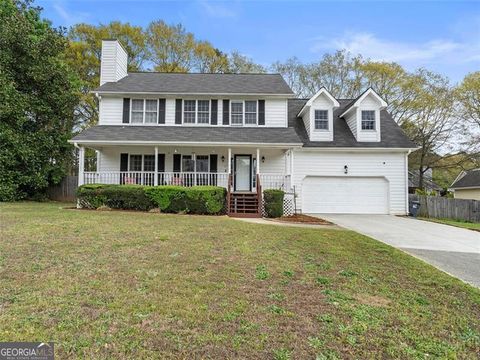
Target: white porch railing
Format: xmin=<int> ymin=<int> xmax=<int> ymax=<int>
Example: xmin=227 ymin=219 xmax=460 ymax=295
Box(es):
xmin=259 ymin=173 xmax=291 ymax=191
xmin=83 ymin=171 xmax=290 ymax=191
xmin=83 ymin=172 xmax=229 ymax=187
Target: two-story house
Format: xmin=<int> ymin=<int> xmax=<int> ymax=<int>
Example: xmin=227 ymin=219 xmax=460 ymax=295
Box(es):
xmin=70 ymin=40 xmax=416 ymax=216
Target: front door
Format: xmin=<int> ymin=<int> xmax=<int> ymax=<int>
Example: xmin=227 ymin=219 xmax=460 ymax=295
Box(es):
xmin=234 ymin=155 xmax=252 ymax=192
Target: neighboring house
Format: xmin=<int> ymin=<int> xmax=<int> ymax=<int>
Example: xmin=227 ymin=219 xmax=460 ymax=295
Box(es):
xmin=70 ymin=40 xmax=416 ymax=216
xmin=450 ymin=169 xmax=480 ymax=200
xmin=408 ymin=169 xmax=442 ymax=194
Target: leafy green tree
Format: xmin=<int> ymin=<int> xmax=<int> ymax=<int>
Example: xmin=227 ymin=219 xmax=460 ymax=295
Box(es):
xmin=0 ymin=0 xmax=80 ymax=201
xmin=456 ymin=72 xmax=480 ymax=152
xmin=67 ymin=21 xmax=147 ymax=128
xmin=229 ymin=51 xmax=266 ymax=74
xmin=146 ymin=20 xmax=229 ymax=73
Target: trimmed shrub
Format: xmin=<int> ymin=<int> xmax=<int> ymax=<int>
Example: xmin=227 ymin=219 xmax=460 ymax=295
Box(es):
xmin=76 ymin=184 xmax=155 ymax=211
xmin=144 ymin=186 xmax=226 ymax=215
xmin=76 ymin=184 xmax=226 ymax=215
xmin=263 ymin=189 xmax=284 ymax=218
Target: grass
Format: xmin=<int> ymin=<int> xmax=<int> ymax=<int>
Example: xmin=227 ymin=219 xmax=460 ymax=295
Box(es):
xmin=419 ymin=217 xmax=480 ymax=231
xmin=0 ymin=202 xmax=479 ymax=359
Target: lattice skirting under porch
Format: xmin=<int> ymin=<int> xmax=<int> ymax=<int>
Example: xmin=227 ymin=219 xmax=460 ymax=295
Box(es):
xmin=261 ymin=192 xmax=295 ymax=217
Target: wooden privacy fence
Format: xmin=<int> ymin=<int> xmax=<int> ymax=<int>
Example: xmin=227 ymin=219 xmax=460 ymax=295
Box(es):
xmin=47 ymin=175 xmax=78 ymax=202
xmin=409 ymin=194 xmax=480 ymax=223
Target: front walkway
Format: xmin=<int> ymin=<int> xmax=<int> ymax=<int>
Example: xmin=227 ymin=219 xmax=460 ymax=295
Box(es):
xmin=309 ymin=214 xmax=480 ymax=287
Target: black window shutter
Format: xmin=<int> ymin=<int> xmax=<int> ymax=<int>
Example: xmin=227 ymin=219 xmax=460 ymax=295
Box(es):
xmin=120 ymin=153 xmax=129 ymax=184
xmin=258 ymin=100 xmax=265 ymax=125
xmin=211 ymin=100 xmax=218 ymax=125
xmin=158 ymin=99 xmax=166 ymax=124
xmin=122 ymin=98 xmax=130 ymax=123
xmin=175 ymin=99 xmax=182 ymax=124
xmin=173 ymin=154 xmax=181 ymax=172
xmin=157 ymin=153 xmax=165 ymax=172
xmin=209 ymin=155 xmax=218 ymax=172
xmin=223 ymin=99 xmax=230 ymax=125
xmin=120 ymin=153 xmax=129 ymax=171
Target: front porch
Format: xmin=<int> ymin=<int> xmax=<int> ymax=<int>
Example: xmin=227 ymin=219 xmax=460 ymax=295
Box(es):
xmin=77 ymin=145 xmax=293 ymax=193
xmin=76 ymin=144 xmax=295 ymax=217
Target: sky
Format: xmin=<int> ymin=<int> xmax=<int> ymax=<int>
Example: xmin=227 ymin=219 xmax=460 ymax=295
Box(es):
xmin=37 ymin=0 xmax=480 ymax=83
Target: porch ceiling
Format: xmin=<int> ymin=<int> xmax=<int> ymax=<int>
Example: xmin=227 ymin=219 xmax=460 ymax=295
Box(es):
xmin=70 ymin=125 xmax=303 ymax=148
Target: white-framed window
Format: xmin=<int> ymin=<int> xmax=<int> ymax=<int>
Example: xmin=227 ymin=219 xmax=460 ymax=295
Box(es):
xmin=230 ymin=100 xmax=258 ymax=126
xmin=314 ymin=109 xmax=329 ymax=130
xmin=128 ymin=154 xmax=155 ymax=171
xmin=183 ymin=100 xmax=196 ymax=124
xmin=361 ymin=110 xmax=376 ymax=130
xmin=131 ymin=100 xmax=144 ymax=124
xmin=130 ymin=99 xmax=158 ymax=124
xmin=197 ymin=100 xmax=210 ymax=124
xmin=181 ymin=155 xmax=210 ymax=172
xmin=231 ymin=101 xmax=243 ymax=125
xmin=183 ymin=100 xmax=210 ymax=124
xmin=245 ymin=101 xmax=257 ymax=125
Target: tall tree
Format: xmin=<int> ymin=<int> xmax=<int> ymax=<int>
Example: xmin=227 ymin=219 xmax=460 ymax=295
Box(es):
xmin=401 ymin=69 xmax=460 ymax=188
xmin=229 ymin=51 xmax=266 ymax=74
xmin=67 ymin=21 xmax=147 ymax=128
xmin=358 ymin=61 xmax=420 ymax=125
xmin=0 ymin=0 xmax=80 ymax=200
xmin=456 ymin=71 xmax=480 ymax=152
xmin=146 ymin=20 xmax=228 ymax=73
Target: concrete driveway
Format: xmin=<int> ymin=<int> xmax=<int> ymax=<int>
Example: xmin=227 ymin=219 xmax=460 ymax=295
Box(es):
xmin=310 ymin=214 xmax=480 ymax=287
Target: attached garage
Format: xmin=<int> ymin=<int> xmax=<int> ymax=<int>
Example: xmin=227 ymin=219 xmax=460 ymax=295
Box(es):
xmin=302 ymin=176 xmax=390 ymax=214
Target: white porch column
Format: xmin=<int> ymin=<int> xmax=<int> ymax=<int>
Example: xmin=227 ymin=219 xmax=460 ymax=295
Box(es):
xmin=227 ymin=148 xmax=232 ymax=174
xmin=78 ymin=145 xmax=85 ymax=186
xmin=256 ymin=148 xmax=260 ymax=175
xmin=154 ymin=146 xmax=159 ymax=186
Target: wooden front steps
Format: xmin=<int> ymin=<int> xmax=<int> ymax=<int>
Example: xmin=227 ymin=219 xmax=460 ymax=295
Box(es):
xmin=228 ymin=192 xmax=261 ymax=218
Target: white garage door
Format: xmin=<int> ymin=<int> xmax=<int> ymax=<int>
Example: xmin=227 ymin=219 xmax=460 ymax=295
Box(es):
xmin=302 ymin=176 xmax=389 ymax=214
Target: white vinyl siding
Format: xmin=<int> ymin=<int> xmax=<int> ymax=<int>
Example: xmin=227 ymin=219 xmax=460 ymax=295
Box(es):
xmin=98 ymin=97 xmax=123 ymax=125
xmin=292 ymin=150 xmax=408 ymax=215
xmin=345 ymin=111 xmax=357 ymax=139
xmin=264 ymin=99 xmax=287 ymax=127
xmin=100 ymin=40 xmax=127 ymax=85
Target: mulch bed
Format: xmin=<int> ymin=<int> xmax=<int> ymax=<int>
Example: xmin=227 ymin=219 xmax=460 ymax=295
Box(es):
xmin=277 ymin=214 xmax=333 ymax=225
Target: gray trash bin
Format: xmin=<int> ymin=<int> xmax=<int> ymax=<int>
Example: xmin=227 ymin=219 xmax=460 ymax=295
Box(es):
xmin=409 ymin=201 xmax=421 ymax=217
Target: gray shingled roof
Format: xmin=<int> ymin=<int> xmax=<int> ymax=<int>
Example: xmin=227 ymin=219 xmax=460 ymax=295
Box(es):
xmin=95 ymin=72 xmax=295 ymax=95
xmin=450 ymin=169 xmax=480 ymax=189
xmin=288 ymin=99 xmax=416 ymax=148
xmin=71 ymin=126 xmax=302 ymax=145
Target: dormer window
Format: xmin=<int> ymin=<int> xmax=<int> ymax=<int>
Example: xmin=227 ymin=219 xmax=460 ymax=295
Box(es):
xmin=314 ymin=110 xmax=329 ymax=130
xmin=361 ymin=110 xmax=376 ymax=130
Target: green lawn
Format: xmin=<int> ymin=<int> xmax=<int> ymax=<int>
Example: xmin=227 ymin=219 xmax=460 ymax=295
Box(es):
xmin=1 ymin=202 xmax=479 ymax=359
xmin=420 ymin=217 xmax=480 ymax=231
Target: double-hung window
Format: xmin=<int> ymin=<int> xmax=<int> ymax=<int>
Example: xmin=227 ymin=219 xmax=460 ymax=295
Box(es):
xmin=195 ymin=155 xmax=209 ymax=172
xmin=183 ymin=100 xmax=196 ymax=124
xmin=231 ymin=100 xmax=258 ymax=126
xmin=361 ymin=110 xmax=376 ymax=130
xmin=245 ymin=101 xmax=257 ymax=125
xmin=314 ymin=110 xmax=329 ymax=130
xmin=183 ymin=100 xmax=210 ymax=124
xmin=131 ymin=100 xmax=144 ymax=124
xmin=131 ymin=99 xmax=158 ymax=124
xmin=231 ymin=101 xmax=243 ymax=125
xmin=197 ymin=100 xmax=210 ymax=124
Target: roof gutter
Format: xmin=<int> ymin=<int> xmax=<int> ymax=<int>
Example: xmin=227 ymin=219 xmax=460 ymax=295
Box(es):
xmin=91 ymin=90 xmax=296 ymax=98
xmin=67 ymin=139 xmax=303 ymax=148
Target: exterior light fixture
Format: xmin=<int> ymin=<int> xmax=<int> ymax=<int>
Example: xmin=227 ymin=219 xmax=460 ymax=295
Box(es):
xmin=344 ymin=165 xmax=348 ymax=174
xmin=221 ymin=156 xmax=225 ymax=162
xmin=261 ymin=156 xmax=265 ymax=163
